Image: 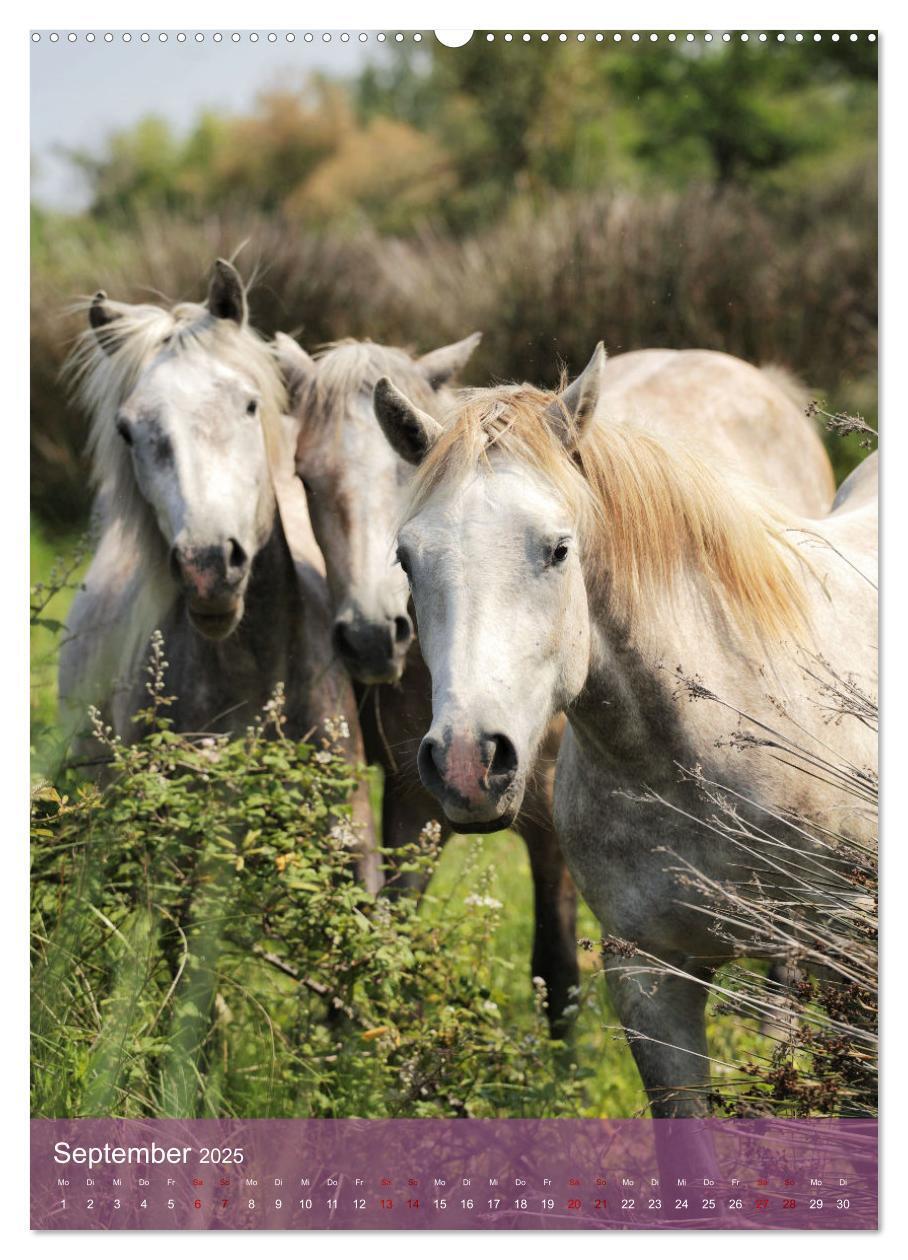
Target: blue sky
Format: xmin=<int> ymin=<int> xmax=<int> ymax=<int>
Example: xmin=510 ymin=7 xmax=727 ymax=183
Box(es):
xmin=30 ymin=33 xmax=383 ymax=210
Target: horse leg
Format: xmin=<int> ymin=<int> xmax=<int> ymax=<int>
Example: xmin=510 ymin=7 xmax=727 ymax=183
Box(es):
xmin=604 ymin=954 xmax=714 ymax=1118
xmin=381 ymin=772 xmax=446 ymax=896
xmin=760 ymin=958 xmax=803 ymax=1038
xmin=516 ymin=808 xmax=579 ymax=1040
xmin=316 ymin=675 xmax=382 ymax=896
xmin=358 ymin=673 xmax=448 ymax=897
xmin=515 ymin=717 xmax=579 ymax=1039
xmin=349 ymin=772 xmax=383 ymax=895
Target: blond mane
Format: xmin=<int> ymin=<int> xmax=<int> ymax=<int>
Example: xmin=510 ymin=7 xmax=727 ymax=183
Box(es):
xmin=407 ymin=383 xmax=808 ymax=642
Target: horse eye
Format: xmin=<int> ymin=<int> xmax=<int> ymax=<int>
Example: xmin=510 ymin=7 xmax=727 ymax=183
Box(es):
xmin=551 ymin=540 xmax=570 ymax=566
xmin=246 ymin=399 xmax=259 ymax=416
xmin=396 ymin=548 xmax=412 ymax=578
xmin=116 ymin=418 xmax=133 ymax=446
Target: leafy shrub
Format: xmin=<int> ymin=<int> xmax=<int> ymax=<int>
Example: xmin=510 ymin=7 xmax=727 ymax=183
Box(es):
xmin=31 ymin=635 xmax=582 ymax=1120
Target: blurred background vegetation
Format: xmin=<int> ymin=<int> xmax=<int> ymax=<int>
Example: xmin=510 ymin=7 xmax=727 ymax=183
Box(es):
xmin=32 ymin=35 xmax=876 ymax=533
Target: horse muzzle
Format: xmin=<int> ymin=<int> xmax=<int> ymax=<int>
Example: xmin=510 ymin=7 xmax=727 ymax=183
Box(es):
xmin=417 ymin=724 xmax=524 ymax=832
xmin=332 ymin=607 xmax=414 ymax=684
xmin=172 ymin=540 xmax=250 ymax=640
xmin=187 ymin=595 xmax=245 ymax=641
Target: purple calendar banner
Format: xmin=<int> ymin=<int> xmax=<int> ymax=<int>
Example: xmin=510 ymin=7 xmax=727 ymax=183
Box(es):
xmin=31 ymin=1117 xmax=876 ymax=1230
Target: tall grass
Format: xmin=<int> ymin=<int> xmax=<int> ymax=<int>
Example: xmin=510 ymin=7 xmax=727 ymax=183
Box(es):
xmin=31 ymin=164 xmax=876 ymax=528
xmin=633 ymin=666 xmax=878 ymax=1118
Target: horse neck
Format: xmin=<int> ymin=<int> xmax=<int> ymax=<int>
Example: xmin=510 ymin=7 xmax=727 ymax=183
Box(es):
xmin=154 ymin=503 xmax=308 ymax=738
xmin=133 ymin=488 xmax=300 ymax=661
xmin=569 ymin=578 xmax=727 ymax=783
xmin=220 ymin=504 xmax=302 ymax=669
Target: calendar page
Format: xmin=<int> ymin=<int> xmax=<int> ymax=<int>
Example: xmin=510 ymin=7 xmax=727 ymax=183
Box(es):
xmin=29 ymin=26 xmax=879 ymax=1232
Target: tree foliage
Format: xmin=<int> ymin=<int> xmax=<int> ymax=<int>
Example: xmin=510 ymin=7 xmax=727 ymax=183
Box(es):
xmin=60 ymin=39 xmax=876 ymax=233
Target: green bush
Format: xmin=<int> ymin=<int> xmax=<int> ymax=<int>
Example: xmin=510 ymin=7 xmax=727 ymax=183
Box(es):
xmin=31 ymin=634 xmax=583 ymax=1120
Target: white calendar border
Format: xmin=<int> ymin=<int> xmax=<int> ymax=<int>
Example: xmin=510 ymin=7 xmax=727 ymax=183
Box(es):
xmin=4 ymin=2 xmax=902 ymax=1252
xmin=10 ymin=1 xmax=893 ymax=39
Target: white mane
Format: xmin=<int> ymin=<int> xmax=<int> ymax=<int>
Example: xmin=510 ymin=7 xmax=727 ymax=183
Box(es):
xmin=67 ymin=300 xmax=286 ymax=546
xmin=302 ymin=338 xmax=439 ymax=430
xmin=62 ymin=299 xmax=287 ymax=714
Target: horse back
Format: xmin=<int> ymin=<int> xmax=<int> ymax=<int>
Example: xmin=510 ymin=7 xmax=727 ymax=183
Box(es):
xmin=597 ymin=348 xmax=835 ymax=517
xmin=831 ymin=450 xmax=878 ymax=516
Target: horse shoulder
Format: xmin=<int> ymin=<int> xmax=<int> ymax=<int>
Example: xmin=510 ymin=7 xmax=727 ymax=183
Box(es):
xmin=59 ymin=528 xmax=139 ymax=707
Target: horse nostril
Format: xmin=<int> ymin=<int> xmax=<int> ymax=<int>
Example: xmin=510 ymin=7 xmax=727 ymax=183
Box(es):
xmin=227 ymin=538 xmax=248 ymax=572
xmin=393 ymin=614 xmax=413 ymax=646
xmin=417 ymin=735 xmax=445 ymax=794
xmin=169 ymin=546 xmax=183 ymax=583
xmin=333 ymin=620 xmax=355 ymax=659
xmin=488 ymin=733 xmax=518 ymax=780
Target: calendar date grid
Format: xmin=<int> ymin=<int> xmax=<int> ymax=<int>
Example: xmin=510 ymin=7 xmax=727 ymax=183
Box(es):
xmin=48 ymin=1164 xmax=865 ymax=1225
xmin=31 ymin=1117 xmax=877 ymax=1230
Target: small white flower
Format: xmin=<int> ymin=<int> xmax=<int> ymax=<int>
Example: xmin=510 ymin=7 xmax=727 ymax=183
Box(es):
xmin=329 ymin=821 xmax=357 ymax=848
xmin=419 ymin=819 xmax=442 ymax=844
xmin=464 ymin=894 xmax=503 ymax=910
xmin=324 ymin=715 xmax=350 ymax=742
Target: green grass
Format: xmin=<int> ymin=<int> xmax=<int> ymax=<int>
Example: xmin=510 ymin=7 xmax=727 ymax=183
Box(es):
xmin=425 ymin=829 xmax=645 ymax=1115
xmin=30 ymin=518 xmax=88 ymax=779
xmin=31 ymin=521 xmax=68 ymax=728
xmin=30 ymin=526 xmax=772 ymax=1118
xmin=424 ymin=830 xmax=775 ymax=1117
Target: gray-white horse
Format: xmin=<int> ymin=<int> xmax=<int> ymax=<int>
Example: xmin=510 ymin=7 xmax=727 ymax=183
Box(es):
xmin=273 ymin=333 xmax=580 ymax=1034
xmin=373 ymin=345 xmax=875 ymax=1114
xmin=59 ymin=259 xmax=380 ymax=890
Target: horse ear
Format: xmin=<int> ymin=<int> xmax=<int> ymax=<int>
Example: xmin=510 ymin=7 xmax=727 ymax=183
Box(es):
xmin=417 ymin=331 xmax=482 ymax=389
xmin=88 ymin=291 xmax=125 ymax=355
xmin=273 ymin=332 xmax=316 ymax=413
xmin=373 ymin=377 xmax=443 ymax=466
xmin=544 ymin=342 xmax=607 ymax=448
xmin=207 ymin=258 xmax=247 ymax=325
